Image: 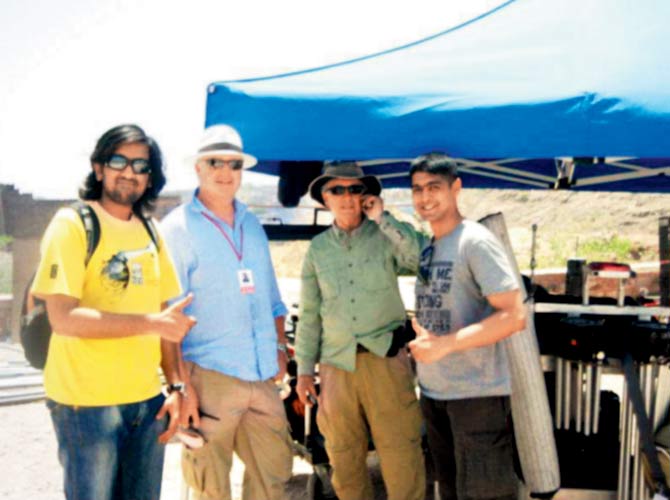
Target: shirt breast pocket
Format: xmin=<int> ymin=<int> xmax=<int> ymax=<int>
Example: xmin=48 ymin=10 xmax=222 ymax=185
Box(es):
xmin=129 ymin=250 xmax=159 ymax=288
xmin=316 ymin=267 xmax=340 ymax=301
xmin=360 ymin=255 xmax=391 ymax=292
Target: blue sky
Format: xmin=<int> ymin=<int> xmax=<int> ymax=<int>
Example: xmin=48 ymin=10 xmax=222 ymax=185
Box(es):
xmin=0 ymin=0 xmax=498 ymax=199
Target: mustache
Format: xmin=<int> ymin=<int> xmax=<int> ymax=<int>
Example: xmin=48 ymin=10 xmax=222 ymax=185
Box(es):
xmin=115 ymin=178 xmax=139 ymax=187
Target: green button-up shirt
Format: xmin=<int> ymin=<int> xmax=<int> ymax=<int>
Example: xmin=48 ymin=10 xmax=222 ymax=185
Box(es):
xmin=295 ymin=215 xmax=422 ymax=375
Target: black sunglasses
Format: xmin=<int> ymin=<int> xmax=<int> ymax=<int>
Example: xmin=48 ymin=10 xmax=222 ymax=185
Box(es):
xmin=106 ymin=154 xmax=151 ymax=174
xmin=323 ymin=184 xmax=367 ymax=196
xmin=417 ymin=242 xmax=434 ymax=286
xmin=204 ymin=158 xmax=244 ymax=170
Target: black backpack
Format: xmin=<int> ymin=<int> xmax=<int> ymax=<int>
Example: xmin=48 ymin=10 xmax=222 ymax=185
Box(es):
xmin=20 ymin=202 xmax=159 ymax=369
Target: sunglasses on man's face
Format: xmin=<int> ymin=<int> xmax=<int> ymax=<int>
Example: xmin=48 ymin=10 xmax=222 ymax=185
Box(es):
xmin=106 ymin=154 xmax=151 ymax=174
xmin=204 ymin=158 xmax=244 ymax=170
xmin=417 ymin=243 xmax=434 ymax=286
xmin=323 ymin=184 xmax=367 ymax=196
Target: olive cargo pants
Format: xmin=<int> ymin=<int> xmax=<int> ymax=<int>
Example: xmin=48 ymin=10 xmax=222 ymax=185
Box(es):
xmin=317 ymin=350 xmax=426 ymax=500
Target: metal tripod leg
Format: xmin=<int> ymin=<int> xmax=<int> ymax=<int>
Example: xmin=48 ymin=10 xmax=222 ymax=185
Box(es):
xmin=636 ymin=364 xmax=654 ymax=500
xmin=618 ymin=381 xmax=631 ymax=500
xmin=564 ymin=360 xmax=572 ymax=430
xmin=631 ymin=365 xmax=643 ymax=500
xmin=593 ymin=361 xmax=603 ymax=434
xmin=577 ymin=361 xmax=584 ymax=433
xmin=556 ymin=357 xmax=563 ymax=429
xmin=584 ymin=362 xmax=593 ymax=436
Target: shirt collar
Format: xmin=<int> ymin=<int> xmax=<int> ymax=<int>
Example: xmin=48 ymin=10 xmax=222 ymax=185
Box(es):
xmin=332 ymin=217 xmax=368 ymax=241
xmin=188 ymin=189 xmax=248 ymax=229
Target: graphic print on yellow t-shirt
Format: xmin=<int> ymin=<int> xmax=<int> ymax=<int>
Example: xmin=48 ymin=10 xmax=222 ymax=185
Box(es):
xmin=31 ymin=202 xmax=181 ymax=406
xmin=99 ymin=244 xmax=158 ymax=303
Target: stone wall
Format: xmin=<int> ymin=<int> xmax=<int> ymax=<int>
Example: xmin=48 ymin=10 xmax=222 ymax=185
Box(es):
xmin=0 ymin=294 xmax=11 ymax=340
xmin=0 ymin=185 xmax=66 ymax=240
xmin=0 ymin=187 xmax=6 ymax=235
xmin=10 ymin=238 xmax=40 ymax=340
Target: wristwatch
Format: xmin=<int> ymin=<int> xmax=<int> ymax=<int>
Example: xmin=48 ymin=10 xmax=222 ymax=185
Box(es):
xmin=277 ymin=343 xmax=288 ymax=354
xmin=166 ymin=382 xmax=186 ymax=396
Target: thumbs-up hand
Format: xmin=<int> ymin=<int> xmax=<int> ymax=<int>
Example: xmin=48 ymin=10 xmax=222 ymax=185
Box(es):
xmin=150 ymin=293 xmax=197 ymax=342
xmin=408 ymin=317 xmax=449 ymax=364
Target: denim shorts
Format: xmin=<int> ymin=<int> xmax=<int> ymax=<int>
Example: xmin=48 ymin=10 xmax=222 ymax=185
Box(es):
xmin=47 ymin=393 xmax=167 ymax=500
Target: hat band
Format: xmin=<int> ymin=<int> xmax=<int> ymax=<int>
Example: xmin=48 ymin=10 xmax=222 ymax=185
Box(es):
xmin=198 ymin=142 xmax=243 ymax=154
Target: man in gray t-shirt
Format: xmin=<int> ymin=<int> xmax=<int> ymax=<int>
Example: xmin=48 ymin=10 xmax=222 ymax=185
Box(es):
xmin=415 ymin=220 xmax=518 ymax=402
xmin=374 ymin=153 xmax=526 ymax=500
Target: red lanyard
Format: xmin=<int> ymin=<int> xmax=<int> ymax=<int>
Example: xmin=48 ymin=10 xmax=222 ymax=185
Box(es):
xmin=201 ymin=211 xmax=244 ymax=262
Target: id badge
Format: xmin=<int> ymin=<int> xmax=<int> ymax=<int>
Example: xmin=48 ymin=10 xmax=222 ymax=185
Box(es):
xmin=238 ymin=269 xmax=256 ymax=294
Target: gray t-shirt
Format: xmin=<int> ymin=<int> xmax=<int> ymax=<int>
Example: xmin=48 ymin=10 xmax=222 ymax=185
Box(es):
xmin=415 ymin=220 xmax=519 ymax=400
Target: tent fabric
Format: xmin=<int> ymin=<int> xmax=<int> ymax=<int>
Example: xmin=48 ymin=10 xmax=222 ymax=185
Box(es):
xmin=205 ymin=0 xmax=670 ymax=191
xmin=253 ymin=158 xmax=670 ymax=192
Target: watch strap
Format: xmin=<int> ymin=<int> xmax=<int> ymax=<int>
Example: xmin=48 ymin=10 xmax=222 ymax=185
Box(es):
xmin=166 ymin=382 xmax=186 ymax=395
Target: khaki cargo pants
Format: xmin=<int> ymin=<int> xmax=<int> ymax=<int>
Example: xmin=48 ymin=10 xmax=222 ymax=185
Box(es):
xmin=181 ymin=364 xmax=293 ymax=500
xmin=317 ymin=350 xmax=426 ymax=500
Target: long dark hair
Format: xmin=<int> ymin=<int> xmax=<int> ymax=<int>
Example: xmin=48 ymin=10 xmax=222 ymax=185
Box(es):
xmin=79 ymin=124 xmax=167 ymax=215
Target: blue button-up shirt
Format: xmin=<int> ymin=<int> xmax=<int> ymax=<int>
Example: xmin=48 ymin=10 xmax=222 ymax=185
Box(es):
xmin=160 ymin=192 xmax=287 ymax=381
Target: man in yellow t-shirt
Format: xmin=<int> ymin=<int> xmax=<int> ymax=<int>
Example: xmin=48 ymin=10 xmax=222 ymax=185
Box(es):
xmin=31 ymin=124 xmax=196 ymax=500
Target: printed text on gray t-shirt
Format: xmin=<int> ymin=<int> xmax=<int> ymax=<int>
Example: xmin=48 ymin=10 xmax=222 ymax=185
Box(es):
xmin=415 ymin=220 xmax=518 ymax=400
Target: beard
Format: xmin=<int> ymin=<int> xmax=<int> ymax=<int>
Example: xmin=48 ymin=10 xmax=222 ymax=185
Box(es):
xmin=104 ymin=181 xmax=143 ymax=207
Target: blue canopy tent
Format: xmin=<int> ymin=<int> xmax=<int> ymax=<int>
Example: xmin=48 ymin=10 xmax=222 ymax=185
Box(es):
xmin=205 ymin=0 xmax=670 ymax=199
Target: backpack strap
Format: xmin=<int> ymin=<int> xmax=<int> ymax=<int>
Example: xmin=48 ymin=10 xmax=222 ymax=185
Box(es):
xmin=70 ymin=202 xmax=159 ymax=261
xmin=70 ymin=201 xmax=101 ymax=265
xmin=21 ymin=271 xmax=37 ymax=317
xmin=137 ymin=213 xmax=160 ymax=251
xmin=21 ymin=202 xmax=98 ymax=319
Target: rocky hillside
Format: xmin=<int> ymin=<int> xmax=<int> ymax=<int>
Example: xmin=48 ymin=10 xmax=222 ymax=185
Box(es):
xmin=267 ymin=188 xmax=670 ymax=278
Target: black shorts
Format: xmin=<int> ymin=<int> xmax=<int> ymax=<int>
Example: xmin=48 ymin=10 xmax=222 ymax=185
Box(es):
xmin=420 ymin=394 xmax=517 ymax=500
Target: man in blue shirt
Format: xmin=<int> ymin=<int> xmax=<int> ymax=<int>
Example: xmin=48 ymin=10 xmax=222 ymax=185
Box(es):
xmin=161 ymin=124 xmax=292 ymax=500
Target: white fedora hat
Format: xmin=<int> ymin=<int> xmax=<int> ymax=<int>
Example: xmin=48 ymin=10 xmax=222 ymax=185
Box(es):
xmin=188 ymin=124 xmax=257 ymax=169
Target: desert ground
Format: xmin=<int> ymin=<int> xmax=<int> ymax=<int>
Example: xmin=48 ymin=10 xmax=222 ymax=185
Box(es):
xmin=0 ymin=343 xmax=410 ymax=500
xmin=0 ymin=397 xmax=323 ymax=500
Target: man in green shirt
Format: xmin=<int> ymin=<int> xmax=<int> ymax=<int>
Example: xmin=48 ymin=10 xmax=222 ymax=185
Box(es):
xmin=295 ymin=162 xmax=425 ymax=500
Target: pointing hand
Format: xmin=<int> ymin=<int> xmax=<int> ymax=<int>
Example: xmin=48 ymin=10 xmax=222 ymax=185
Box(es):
xmin=151 ymin=293 xmax=197 ymax=342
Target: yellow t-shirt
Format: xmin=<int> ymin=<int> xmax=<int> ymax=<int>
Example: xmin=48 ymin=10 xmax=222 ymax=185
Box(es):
xmin=31 ymin=202 xmax=182 ymax=406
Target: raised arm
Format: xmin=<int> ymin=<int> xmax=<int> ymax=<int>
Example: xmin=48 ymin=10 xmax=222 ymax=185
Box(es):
xmin=362 ymin=195 xmax=428 ymax=273
xmin=45 ymin=293 xmax=196 ymax=342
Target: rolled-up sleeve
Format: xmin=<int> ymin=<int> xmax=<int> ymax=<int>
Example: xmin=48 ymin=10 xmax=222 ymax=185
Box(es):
xmin=378 ymin=212 xmax=427 ymax=273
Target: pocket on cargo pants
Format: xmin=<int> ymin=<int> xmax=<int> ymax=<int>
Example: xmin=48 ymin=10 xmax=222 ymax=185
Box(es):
xmin=182 ymin=444 xmax=226 ymax=498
